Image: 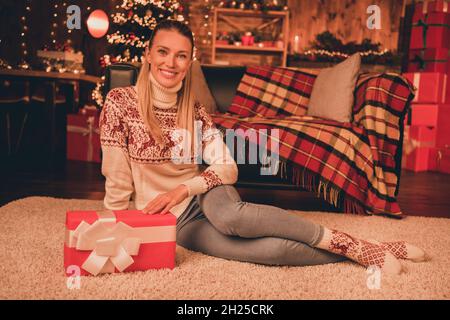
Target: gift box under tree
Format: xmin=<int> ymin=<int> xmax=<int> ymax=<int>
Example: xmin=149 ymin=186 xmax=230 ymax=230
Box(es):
xmin=64 ymin=210 xmax=177 ymax=276
xmin=402 ymin=125 xmax=436 ymax=172
xmin=67 ymin=111 xmax=101 ymax=163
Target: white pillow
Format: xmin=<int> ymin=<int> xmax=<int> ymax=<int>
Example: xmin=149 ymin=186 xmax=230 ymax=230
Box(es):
xmin=307 ymin=53 xmax=361 ymax=122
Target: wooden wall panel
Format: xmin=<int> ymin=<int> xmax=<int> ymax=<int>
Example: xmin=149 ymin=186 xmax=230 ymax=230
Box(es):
xmin=287 ymin=0 xmax=406 ymax=54
xmin=184 ymin=0 xmax=413 ymax=64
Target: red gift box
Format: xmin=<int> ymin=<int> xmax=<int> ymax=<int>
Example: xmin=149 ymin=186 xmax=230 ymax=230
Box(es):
xmin=428 ymin=0 xmax=450 ymax=13
xmin=67 ymin=113 xmax=101 ymax=163
xmin=403 ymin=72 xmax=448 ymax=103
xmin=413 ymin=1 xmax=449 ymax=22
xmin=410 ymin=12 xmax=450 ymax=49
xmin=413 ymin=2 xmax=428 ymax=23
xmin=64 ymin=210 xmax=176 ymax=276
xmin=79 ymin=105 xmax=100 ymax=117
xmin=241 ymin=35 xmax=255 ymax=46
xmin=436 ymin=105 xmax=450 ymax=147
xmin=429 ymin=147 xmax=450 ymax=173
xmin=408 ymin=104 xmax=439 ymax=126
xmin=402 ymin=125 xmax=436 ymax=172
xmin=408 ymin=48 xmax=450 ymax=73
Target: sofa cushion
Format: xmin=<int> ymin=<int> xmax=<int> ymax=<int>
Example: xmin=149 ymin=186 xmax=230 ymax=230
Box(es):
xmin=228 ymin=65 xmax=317 ymax=117
xmin=307 ymin=53 xmax=361 ymax=122
xmin=200 ymin=65 xmax=246 ymax=113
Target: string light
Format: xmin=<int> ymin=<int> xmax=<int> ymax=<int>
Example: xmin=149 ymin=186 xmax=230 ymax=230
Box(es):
xmin=50 ymin=2 xmax=60 ymax=46
xmin=105 ymin=0 xmax=185 ymax=64
xmin=301 ymin=48 xmax=390 ymax=59
xmin=62 ymin=2 xmax=72 ymax=40
xmin=92 ymin=76 xmax=106 ymax=107
xmin=20 ymin=0 xmax=32 ymax=61
xmin=201 ymin=0 xmax=214 ymax=45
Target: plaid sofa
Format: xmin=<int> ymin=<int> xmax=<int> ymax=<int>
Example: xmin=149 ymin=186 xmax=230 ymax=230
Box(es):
xmin=210 ymin=65 xmax=415 ymax=218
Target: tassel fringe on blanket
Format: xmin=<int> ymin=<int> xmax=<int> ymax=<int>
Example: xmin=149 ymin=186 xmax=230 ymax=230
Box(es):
xmin=278 ymin=160 xmax=367 ymax=215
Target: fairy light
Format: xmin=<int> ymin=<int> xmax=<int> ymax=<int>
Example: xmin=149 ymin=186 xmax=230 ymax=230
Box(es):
xmin=92 ymin=76 xmax=106 ymax=107
xmin=299 ymin=48 xmax=390 ymax=60
xmin=307 ymin=48 xmax=389 ymax=57
xmin=49 ymin=2 xmax=60 ymax=46
xmin=201 ymin=0 xmax=214 ymax=45
xmin=62 ymin=2 xmax=72 ymax=40
xmin=20 ymin=0 xmax=32 ymax=60
xmin=105 ymin=0 xmax=184 ymax=64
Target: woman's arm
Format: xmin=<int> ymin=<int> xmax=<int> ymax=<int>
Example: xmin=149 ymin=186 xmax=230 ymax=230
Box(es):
xmin=181 ymin=104 xmax=238 ymax=197
xmin=142 ymin=103 xmax=238 ymax=215
xmin=99 ymin=89 xmax=134 ymax=210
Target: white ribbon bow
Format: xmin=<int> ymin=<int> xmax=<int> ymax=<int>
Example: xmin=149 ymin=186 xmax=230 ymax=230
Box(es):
xmin=67 ymin=220 xmax=141 ymax=276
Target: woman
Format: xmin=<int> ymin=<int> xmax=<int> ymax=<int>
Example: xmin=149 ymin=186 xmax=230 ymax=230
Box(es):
xmin=100 ymin=20 xmax=427 ymax=275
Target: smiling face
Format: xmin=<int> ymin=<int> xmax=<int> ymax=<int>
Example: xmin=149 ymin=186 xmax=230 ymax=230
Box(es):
xmin=146 ymin=29 xmax=193 ymax=88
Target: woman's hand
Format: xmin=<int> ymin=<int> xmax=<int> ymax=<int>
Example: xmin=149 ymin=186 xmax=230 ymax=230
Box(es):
xmin=142 ymin=184 xmax=189 ymax=214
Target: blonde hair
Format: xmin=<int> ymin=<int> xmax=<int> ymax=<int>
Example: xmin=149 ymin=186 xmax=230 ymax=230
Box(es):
xmin=135 ymin=21 xmax=196 ymax=155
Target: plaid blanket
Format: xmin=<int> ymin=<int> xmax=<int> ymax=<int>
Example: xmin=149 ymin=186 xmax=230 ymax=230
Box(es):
xmin=212 ymin=66 xmax=415 ymax=218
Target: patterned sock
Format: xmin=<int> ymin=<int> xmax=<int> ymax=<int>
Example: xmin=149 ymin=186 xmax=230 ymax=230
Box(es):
xmin=315 ymin=228 xmax=403 ymax=275
xmin=368 ymin=239 xmax=428 ymax=262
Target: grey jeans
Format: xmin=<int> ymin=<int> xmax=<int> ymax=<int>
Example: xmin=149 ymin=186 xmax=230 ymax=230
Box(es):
xmin=176 ymin=185 xmax=345 ymax=266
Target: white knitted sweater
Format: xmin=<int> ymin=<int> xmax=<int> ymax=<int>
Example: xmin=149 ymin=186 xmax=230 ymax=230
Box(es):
xmin=99 ymin=79 xmax=238 ymax=218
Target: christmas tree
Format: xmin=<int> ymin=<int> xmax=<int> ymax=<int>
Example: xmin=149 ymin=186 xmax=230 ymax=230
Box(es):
xmin=93 ymin=0 xmax=186 ymax=106
xmin=100 ymin=0 xmax=186 ymax=67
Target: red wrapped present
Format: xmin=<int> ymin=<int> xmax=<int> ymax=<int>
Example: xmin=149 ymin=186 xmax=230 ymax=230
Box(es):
xmin=408 ymin=104 xmax=439 ymax=126
xmin=67 ymin=113 xmax=101 ymax=163
xmin=429 ymin=147 xmax=450 ymax=173
xmin=79 ymin=105 xmax=100 ymax=117
xmin=407 ymin=48 xmax=450 ymax=73
xmin=402 ymin=125 xmax=436 ymax=172
xmin=403 ymin=72 xmax=448 ymax=103
xmin=403 ymin=146 xmax=431 ymax=172
xmin=412 ymin=1 xmax=448 ymax=22
xmin=436 ymin=105 xmax=450 ymax=147
xmin=410 ymin=12 xmax=450 ymax=49
xmin=428 ymin=0 xmax=449 ymax=13
xmin=413 ymin=2 xmax=428 ymax=23
xmin=64 ymin=210 xmax=176 ymax=276
xmin=429 ymin=148 xmax=439 ymax=171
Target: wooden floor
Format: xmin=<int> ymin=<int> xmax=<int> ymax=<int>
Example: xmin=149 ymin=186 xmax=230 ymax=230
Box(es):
xmin=1 ymin=160 xmax=450 ymax=218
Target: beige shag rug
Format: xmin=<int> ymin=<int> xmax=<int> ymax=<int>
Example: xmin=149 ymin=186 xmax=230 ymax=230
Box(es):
xmin=0 ymin=196 xmax=449 ymax=300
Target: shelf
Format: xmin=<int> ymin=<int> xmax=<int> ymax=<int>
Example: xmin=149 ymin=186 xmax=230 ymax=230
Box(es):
xmin=214 ymin=44 xmax=284 ymax=52
xmin=212 ymin=7 xmax=290 ymax=67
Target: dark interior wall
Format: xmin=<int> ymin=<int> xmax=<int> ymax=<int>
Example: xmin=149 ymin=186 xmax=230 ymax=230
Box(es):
xmin=0 ymin=0 xmax=116 ymax=76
